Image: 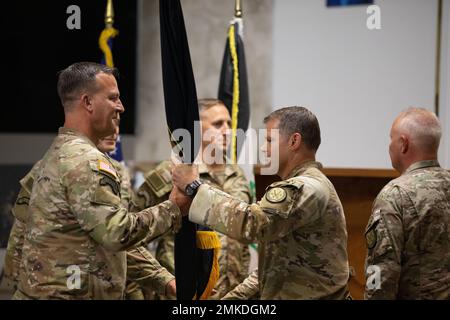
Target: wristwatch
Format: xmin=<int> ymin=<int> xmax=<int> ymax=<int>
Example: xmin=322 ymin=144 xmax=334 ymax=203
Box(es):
xmin=185 ymin=180 xmax=202 ymax=198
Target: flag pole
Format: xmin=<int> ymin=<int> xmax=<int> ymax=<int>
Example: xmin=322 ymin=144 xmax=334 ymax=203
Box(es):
xmin=105 ymin=0 xmax=114 ymax=27
xmin=99 ymin=0 xmax=118 ymax=68
xmin=235 ymin=0 xmax=242 ymax=18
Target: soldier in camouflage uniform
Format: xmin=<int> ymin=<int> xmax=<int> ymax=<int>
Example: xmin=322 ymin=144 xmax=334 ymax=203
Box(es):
xmin=172 ymin=106 xmax=350 ymax=299
xmin=132 ymin=99 xmax=251 ymax=299
xmin=96 ymin=129 xmax=176 ymax=300
xmin=3 ymin=160 xmax=42 ymax=293
xmin=11 ymin=62 xmax=187 ymax=299
xmin=222 ymin=268 xmax=259 ymax=299
xmin=364 ymin=108 xmax=450 ymax=300
xmin=4 ymin=148 xmax=175 ymax=299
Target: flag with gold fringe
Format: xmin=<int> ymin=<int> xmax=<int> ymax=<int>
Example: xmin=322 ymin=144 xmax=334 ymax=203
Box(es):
xmin=160 ymin=0 xmax=221 ymax=300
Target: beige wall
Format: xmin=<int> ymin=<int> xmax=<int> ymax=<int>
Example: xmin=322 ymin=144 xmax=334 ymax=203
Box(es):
xmin=135 ymin=0 xmax=273 ymax=162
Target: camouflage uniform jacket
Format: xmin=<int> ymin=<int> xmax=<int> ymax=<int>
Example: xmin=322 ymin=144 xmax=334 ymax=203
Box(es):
xmin=3 ymin=161 xmax=42 ymax=292
xmin=222 ymin=268 xmax=259 ymax=300
xmin=13 ymin=128 xmax=181 ymax=300
xmin=189 ymin=161 xmax=350 ymax=299
xmin=108 ymin=157 xmax=175 ymax=298
xmin=132 ymin=161 xmax=251 ymax=299
xmin=4 ymin=156 xmax=173 ymax=299
xmin=364 ymin=160 xmax=450 ymax=300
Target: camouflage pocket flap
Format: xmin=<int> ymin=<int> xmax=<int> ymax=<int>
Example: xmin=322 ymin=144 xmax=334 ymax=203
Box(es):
xmin=260 ymin=179 xmax=304 ymax=218
xmin=19 ymin=172 xmax=35 ymax=194
xmin=12 ymin=188 xmax=31 ymax=222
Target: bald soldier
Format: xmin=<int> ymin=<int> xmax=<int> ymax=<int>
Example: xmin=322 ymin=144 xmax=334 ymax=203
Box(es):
xmin=364 ymin=107 xmax=450 ymax=300
xmin=132 ymin=99 xmax=251 ymax=299
xmin=171 ymin=106 xmax=350 ymax=299
xmin=13 ymin=62 xmax=188 ymax=299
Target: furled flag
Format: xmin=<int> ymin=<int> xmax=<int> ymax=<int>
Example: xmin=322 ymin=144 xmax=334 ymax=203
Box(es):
xmin=218 ymin=1 xmax=255 ymax=201
xmin=160 ymin=0 xmax=221 ymax=300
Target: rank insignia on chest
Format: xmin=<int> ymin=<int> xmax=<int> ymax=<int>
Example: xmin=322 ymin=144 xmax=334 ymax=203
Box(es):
xmin=265 ymin=187 xmax=287 ymax=203
xmin=366 ymin=229 xmax=377 ymax=249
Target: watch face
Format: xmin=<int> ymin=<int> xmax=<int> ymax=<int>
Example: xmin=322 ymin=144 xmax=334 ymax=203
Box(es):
xmin=185 ymin=185 xmax=194 ymax=196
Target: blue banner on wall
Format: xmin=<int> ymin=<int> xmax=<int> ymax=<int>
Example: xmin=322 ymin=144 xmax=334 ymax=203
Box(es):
xmin=327 ymin=0 xmax=373 ymax=6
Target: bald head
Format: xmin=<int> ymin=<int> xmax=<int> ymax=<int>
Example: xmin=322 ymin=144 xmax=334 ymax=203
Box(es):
xmin=389 ymin=107 xmax=441 ymax=173
xmin=394 ymin=107 xmax=441 ymax=153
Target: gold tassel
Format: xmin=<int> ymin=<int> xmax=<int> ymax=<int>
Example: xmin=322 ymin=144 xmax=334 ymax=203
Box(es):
xmin=196 ymin=231 xmax=221 ymax=300
xmin=228 ymin=24 xmax=240 ymax=164
xmin=99 ymin=27 xmax=118 ymax=67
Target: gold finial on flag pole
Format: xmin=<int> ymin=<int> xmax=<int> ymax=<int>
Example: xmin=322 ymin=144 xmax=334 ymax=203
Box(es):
xmin=235 ymin=0 xmax=242 ymax=18
xmin=105 ymin=0 xmax=114 ymax=27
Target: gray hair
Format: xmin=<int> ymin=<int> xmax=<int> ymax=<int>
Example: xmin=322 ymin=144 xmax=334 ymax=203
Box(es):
xmin=264 ymin=106 xmax=321 ymax=152
xmin=396 ymin=107 xmax=441 ymax=153
xmin=57 ymin=62 xmax=118 ymax=108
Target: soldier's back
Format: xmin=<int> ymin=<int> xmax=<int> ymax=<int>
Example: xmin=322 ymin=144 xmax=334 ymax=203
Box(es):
xmin=380 ymin=161 xmax=450 ymax=299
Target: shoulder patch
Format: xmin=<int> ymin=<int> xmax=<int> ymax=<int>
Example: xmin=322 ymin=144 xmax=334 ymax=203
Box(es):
xmin=100 ymin=175 xmax=120 ymax=196
xmin=366 ymin=229 xmax=377 ymax=249
xmin=148 ymin=171 xmax=165 ymax=192
xmin=365 ymin=209 xmax=381 ymax=249
xmin=260 ymin=179 xmax=304 ymax=218
xmin=145 ymin=165 xmax=173 ymax=198
xmin=98 ymin=159 xmax=118 ymax=180
xmin=266 ymin=187 xmax=287 ymax=203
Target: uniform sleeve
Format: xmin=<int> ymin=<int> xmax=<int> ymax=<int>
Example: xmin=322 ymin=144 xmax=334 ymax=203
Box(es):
xmin=3 ymin=219 xmax=26 ymax=290
xmin=221 ymin=269 xmax=259 ymax=300
xmin=126 ymin=246 xmax=175 ymax=296
xmin=64 ymin=159 xmax=182 ymax=252
xmin=4 ymin=165 xmax=39 ymax=289
xmin=364 ymin=186 xmax=404 ymax=300
xmin=155 ymin=232 xmax=175 ymax=275
xmin=189 ymin=177 xmax=328 ymax=244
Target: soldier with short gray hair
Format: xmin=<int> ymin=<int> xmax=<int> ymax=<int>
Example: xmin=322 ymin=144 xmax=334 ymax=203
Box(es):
xmin=364 ymin=107 xmax=450 ymax=299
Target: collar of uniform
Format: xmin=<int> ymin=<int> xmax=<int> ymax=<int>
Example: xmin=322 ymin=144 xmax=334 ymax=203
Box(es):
xmin=198 ymin=163 xmax=237 ymax=178
xmin=405 ymin=160 xmax=440 ymax=174
xmin=58 ymin=127 xmax=97 ymax=148
xmin=286 ymin=160 xmax=323 ymax=179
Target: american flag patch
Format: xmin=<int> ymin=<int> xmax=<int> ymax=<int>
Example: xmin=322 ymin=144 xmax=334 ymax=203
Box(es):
xmin=98 ymin=160 xmax=118 ymax=179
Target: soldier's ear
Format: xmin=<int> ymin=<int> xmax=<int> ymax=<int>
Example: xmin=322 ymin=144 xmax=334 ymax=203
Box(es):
xmin=400 ymin=135 xmax=409 ymax=154
xmin=289 ymin=133 xmax=302 ymax=151
xmin=81 ymin=94 xmax=94 ymax=113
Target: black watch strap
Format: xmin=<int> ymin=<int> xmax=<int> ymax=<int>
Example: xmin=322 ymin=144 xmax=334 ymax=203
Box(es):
xmin=185 ymin=180 xmax=202 ymax=198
